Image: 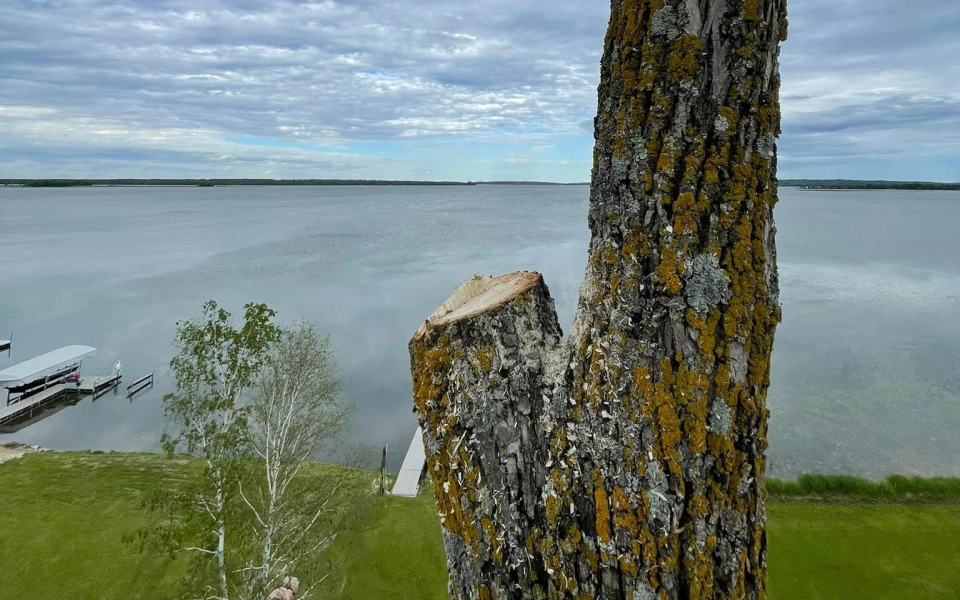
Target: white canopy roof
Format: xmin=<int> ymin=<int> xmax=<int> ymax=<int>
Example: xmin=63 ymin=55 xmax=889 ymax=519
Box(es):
xmin=0 ymin=345 xmax=96 ymax=388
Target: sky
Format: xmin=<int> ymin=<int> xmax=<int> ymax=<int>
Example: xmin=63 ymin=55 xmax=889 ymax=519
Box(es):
xmin=1 ymin=0 xmax=958 ymax=182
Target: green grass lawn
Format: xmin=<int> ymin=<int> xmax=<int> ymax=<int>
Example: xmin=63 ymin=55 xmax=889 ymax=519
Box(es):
xmin=2 ymin=452 xmax=959 ymax=600
xmin=767 ymin=502 xmax=960 ymax=600
xmin=0 ymin=452 xmax=189 ymax=600
xmin=336 ymin=492 xmax=449 ymax=600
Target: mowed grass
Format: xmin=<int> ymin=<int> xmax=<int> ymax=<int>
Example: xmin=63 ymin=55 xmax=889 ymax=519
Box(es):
xmin=0 ymin=452 xmax=190 ymax=599
xmin=336 ymin=492 xmax=449 ymax=600
xmin=337 ymin=496 xmax=960 ymax=600
xmin=2 ymin=452 xmax=960 ymax=600
xmin=767 ymin=502 xmax=960 ymax=600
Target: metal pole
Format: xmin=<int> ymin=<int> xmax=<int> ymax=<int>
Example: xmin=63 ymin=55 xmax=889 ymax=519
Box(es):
xmin=380 ymin=444 xmax=388 ymax=495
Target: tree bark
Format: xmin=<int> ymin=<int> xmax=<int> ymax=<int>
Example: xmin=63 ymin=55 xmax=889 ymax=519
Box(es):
xmin=410 ymin=1 xmax=786 ymax=599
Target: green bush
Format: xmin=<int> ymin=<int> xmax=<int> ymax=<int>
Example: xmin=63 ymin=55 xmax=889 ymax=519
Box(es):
xmin=767 ymin=474 xmax=960 ymax=501
xmin=887 ymin=476 xmax=960 ymax=500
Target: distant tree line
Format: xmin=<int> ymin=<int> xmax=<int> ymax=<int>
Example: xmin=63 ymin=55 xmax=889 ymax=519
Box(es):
xmin=478 ymin=180 xmax=589 ymax=185
xmin=6 ymin=178 xmax=956 ymax=190
xmin=781 ymin=179 xmax=960 ymax=191
xmin=2 ymin=178 xmax=475 ymax=187
xmin=13 ymin=180 xmax=96 ymax=187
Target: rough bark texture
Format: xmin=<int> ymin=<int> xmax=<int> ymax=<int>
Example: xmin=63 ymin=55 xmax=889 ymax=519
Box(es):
xmin=410 ymin=1 xmax=786 ymax=599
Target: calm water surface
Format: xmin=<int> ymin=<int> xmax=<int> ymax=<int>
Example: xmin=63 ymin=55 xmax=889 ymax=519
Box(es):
xmin=1 ymin=185 xmax=958 ymax=478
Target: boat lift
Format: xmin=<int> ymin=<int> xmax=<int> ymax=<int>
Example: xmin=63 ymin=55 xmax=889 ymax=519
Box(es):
xmin=0 ymin=346 xmax=122 ymax=427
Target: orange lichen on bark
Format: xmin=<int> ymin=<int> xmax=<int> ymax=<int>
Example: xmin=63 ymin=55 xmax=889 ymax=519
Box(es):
xmin=594 ymin=471 xmax=613 ymax=544
xmin=411 ymin=0 xmax=785 ymax=597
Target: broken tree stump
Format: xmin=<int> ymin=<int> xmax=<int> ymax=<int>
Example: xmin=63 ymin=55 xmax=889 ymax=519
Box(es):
xmin=410 ymin=1 xmax=787 ymax=598
xmin=411 ymin=273 xmax=564 ymax=598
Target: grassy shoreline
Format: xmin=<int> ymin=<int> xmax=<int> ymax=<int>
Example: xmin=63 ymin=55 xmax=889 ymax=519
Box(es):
xmin=767 ymin=473 xmax=960 ymax=503
xmin=1 ymin=451 xmax=958 ymax=599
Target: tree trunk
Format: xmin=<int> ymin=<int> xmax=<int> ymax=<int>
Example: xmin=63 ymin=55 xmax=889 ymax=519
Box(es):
xmin=216 ymin=482 xmax=229 ymax=600
xmin=410 ymin=1 xmax=786 ymax=599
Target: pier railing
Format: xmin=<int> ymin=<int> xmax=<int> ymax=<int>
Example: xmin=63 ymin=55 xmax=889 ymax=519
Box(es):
xmin=126 ymin=372 xmax=154 ymax=397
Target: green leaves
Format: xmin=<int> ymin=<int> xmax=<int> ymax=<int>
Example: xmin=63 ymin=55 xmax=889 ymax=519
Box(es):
xmin=145 ymin=300 xmax=359 ymax=600
xmin=156 ymin=300 xmax=283 ymax=600
xmin=163 ymin=300 xmax=282 ymax=459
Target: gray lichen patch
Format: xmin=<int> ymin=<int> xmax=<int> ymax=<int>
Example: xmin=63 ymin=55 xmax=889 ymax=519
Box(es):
xmin=729 ymin=342 xmax=749 ymax=382
xmin=714 ymin=114 xmax=730 ymax=136
xmin=708 ymin=398 xmax=732 ymax=435
xmin=442 ymin=533 xmax=482 ymax=593
xmin=632 ymin=578 xmax=658 ymax=600
xmin=686 ymin=254 xmax=732 ymax=313
xmin=645 ymin=459 xmax=672 ymax=526
xmin=611 ymin=154 xmax=631 ymax=182
xmin=650 ymin=4 xmax=684 ymax=40
xmin=757 ymin=132 xmax=777 ymax=159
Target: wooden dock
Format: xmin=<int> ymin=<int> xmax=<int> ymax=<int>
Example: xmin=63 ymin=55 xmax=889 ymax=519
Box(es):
xmin=78 ymin=374 xmax=122 ymax=395
xmin=0 ymin=400 xmax=72 ymax=433
xmin=0 ymin=375 xmax=121 ymax=427
xmin=0 ymin=384 xmax=69 ymax=426
xmin=392 ymin=426 xmax=427 ymax=497
xmin=126 ymin=372 xmax=154 ymax=398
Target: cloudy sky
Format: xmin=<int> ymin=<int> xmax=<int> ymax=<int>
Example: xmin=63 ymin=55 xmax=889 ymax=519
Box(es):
xmin=1 ymin=0 xmax=958 ymax=182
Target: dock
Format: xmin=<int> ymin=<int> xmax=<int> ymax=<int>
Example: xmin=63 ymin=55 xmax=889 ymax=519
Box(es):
xmin=392 ymin=426 xmax=427 ymax=497
xmin=0 ymin=375 xmax=122 ymax=427
xmin=0 ymin=400 xmax=72 ymax=434
xmin=126 ymin=372 xmax=154 ymax=398
xmin=0 ymin=384 xmax=69 ymax=426
xmin=79 ymin=374 xmax=123 ymax=397
xmin=0 ymin=346 xmax=123 ymax=428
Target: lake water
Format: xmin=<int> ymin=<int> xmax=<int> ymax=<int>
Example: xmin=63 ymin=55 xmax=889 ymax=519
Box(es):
xmin=1 ymin=185 xmax=958 ymax=479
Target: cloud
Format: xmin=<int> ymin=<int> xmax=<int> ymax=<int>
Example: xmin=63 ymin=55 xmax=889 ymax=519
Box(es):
xmin=0 ymin=0 xmax=958 ymax=181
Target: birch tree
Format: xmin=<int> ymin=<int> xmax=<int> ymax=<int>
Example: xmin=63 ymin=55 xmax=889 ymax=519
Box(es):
xmin=238 ymin=323 xmax=348 ymax=600
xmin=410 ymin=1 xmax=786 ymax=598
xmin=162 ymin=300 xmax=281 ymax=600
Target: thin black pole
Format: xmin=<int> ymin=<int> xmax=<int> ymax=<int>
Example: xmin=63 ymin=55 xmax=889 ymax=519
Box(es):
xmin=380 ymin=444 xmax=388 ymax=495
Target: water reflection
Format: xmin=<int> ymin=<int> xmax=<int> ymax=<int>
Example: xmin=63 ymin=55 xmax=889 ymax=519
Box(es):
xmin=0 ymin=185 xmax=957 ymax=478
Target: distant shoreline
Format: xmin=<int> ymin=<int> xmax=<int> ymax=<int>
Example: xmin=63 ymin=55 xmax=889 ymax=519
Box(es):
xmin=0 ymin=180 xmax=594 ymax=188
xmin=1 ymin=179 xmax=478 ymax=188
xmin=781 ymin=179 xmax=960 ymax=191
xmin=2 ymin=178 xmax=956 ymax=190
xmin=793 ymin=187 xmax=960 ymax=192
xmin=798 ymin=188 xmax=905 ymax=192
